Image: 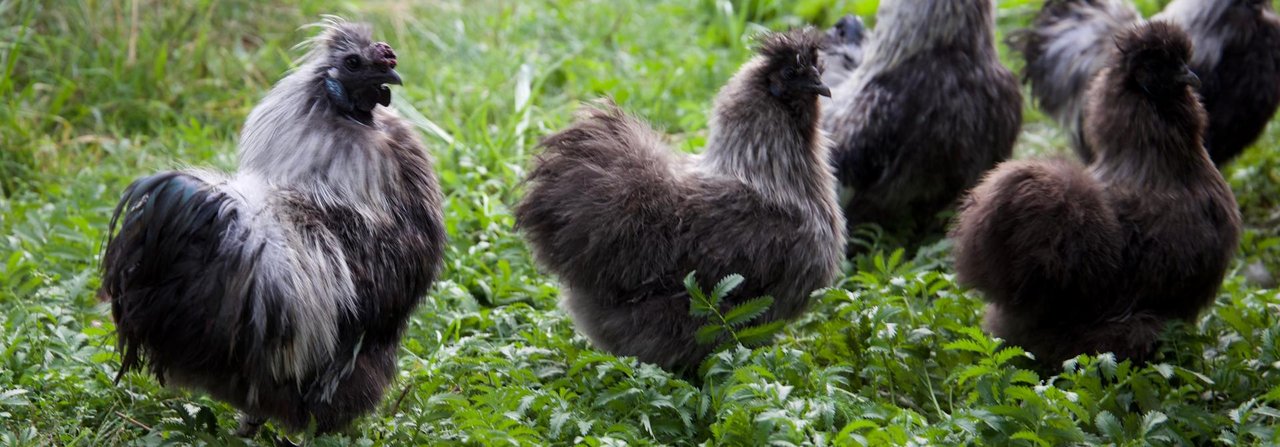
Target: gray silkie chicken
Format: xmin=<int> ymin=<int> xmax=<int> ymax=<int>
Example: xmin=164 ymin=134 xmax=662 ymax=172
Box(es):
xmin=953 ymin=22 xmax=1241 ymax=366
xmin=98 ymin=19 xmax=445 ymax=435
xmin=823 ymin=0 xmax=1023 ymax=249
xmin=515 ymin=29 xmax=845 ymax=374
xmin=1011 ymin=0 xmax=1280 ymax=166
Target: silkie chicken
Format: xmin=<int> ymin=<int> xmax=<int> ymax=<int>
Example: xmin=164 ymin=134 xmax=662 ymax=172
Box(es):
xmin=99 ymin=20 xmax=445 ymax=435
xmin=515 ymin=29 xmax=844 ymax=374
xmin=952 ymin=22 xmax=1241 ymax=366
xmin=823 ymin=0 xmax=1023 ymax=249
xmin=1011 ymin=0 xmax=1280 ymax=166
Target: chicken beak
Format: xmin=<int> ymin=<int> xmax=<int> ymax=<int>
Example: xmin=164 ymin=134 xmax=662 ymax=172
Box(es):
xmin=802 ymin=81 xmax=833 ymax=98
xmin=1178 ymin=66 xmax=1200 ymax=89
xmin=381 ymin=68 xmax=403 ymax=86
xmin=368 ymin=67 xmax=402 ymax=86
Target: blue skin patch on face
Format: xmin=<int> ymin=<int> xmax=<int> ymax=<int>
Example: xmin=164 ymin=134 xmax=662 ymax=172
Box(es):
xmin=324 ymin=77 xmax=354 ymax=112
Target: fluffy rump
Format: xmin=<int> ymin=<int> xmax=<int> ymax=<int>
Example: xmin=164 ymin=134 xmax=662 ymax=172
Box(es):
xmin=516 ymin=101 xmax=684 ymax=297
xmin=952 ymin=159 xmax=1123 ymax=323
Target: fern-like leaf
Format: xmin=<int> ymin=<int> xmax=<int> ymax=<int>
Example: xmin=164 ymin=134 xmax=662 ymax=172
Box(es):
xmin=685 ymin=271 xmax=715 ymax=317
xmin=723 ymin=296 xmax=774 ymax=327
xmin=694 ymin=324 xmax=725 ymax=345
xmin=734 ymin=320 xmax=786 ymax=346
xmin=709 ymin=274 xmax=744 ymax=307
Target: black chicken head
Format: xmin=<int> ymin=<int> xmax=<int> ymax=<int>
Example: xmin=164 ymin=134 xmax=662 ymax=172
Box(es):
xmin=759 ymin=28 xmax=832 ymax=100
xmin=1117 ymin=22 xmax=1200 ymax=99
xmin=320 ymin=23 xmax=402 ymax=123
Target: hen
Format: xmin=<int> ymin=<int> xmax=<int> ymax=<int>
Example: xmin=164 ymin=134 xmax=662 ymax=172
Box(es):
xmin=824 ymin=0 xmax=1022 ymax=248
xmin=953 ymin=22 xmax=1241 ymax=365
xmin=515 ymin=29 xmax=844 ymax=373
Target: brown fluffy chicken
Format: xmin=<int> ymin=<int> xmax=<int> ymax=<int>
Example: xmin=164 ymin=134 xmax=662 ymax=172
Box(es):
xmin=953 ymin=22 xmax=1241 ymax=365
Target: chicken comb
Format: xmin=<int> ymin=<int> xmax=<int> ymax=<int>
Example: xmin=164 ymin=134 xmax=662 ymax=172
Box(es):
xmin=372 ymin=42 xmax=397 ymax=69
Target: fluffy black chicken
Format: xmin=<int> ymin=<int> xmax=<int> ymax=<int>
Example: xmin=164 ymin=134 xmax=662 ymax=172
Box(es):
xmin=1011 ymin=0 xmax=1280 ymax=166
xmin=515 ymin=29 xmax=844 ymax=373
xmin=821 ymin=15 xmax=870 ymax=90
xmin=952 ymin=22 xmax=1241 ymax=366
xmin=824 ymin=0 xmax=1023 ymax=247
xmin=99 ymin=20 xmax=445 ymax=435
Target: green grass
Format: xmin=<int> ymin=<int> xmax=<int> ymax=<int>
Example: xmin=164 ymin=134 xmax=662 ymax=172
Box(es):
xmin=2 ymin=0 xmax=1279 ymax=445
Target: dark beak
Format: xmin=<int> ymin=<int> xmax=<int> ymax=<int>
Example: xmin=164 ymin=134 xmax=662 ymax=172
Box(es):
xmin=815 ymin=84 xmax=832 ymax=98
xmin=803 ymin=66 xmax=832 ymax=97
xmin=369 ymin=67 xmax=402 ymax=86
xmin=1178 ymin=66 xmax=1200 ymax=89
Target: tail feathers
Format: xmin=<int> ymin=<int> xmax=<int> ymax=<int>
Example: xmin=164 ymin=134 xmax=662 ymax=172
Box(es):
xmin=527 ymin=100 xmax=677 ymax=180
xmin=102 ymin=172 xmax=231 ymax=379
xmin=516 ymin=100 xmax=684 ymax=298
xmin=953 ymin=159 xmax=1123 ymax=319
xmin=1009 ymin=0 xmax=1139 ymax=157
xmin=100 ymin=172 xmax=300 ymax=383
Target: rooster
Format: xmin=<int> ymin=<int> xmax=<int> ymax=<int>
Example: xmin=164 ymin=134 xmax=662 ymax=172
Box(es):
xmin=823 ymin=0 xmax=1023 ymax=249
xmin=99 ymin=19 xmax=445 ymax=435
xmin=515 ymin=29 xmax=844 ymax=373
xmin=1011 ymin=0 xmax=1280 ymax=166
xmin=952 ymin=22 xmax=1241 ymax=365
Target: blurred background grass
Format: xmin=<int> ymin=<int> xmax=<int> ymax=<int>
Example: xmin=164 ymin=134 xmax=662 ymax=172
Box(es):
xmin=2 ymin=0 xmax=1278 ymax=445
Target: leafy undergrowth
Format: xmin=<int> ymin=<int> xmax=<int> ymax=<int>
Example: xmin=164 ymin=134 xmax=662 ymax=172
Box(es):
xmin=2 ymin=0 xmax=1279 ymax=445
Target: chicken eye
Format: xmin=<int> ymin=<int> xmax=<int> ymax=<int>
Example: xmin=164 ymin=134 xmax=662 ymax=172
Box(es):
xmin=344 ymin=55 xmax=362 ymax=70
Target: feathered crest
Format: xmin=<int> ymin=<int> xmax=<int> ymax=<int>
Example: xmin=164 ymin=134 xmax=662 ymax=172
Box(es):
xmin=292 ymin=15 xmax=374 ymax=66
xmin=1115 ymin=22 xmax=1192 ymax=63
xmin=755 ymin=27 xmax=827 ymax=65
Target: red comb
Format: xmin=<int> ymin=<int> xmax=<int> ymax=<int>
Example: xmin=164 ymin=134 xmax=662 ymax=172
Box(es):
xmin=372 ymin=42 xmax=397 ymax=69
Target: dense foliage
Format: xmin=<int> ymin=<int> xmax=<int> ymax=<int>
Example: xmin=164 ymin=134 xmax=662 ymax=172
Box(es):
xmin=1 ymin=0 xmax=1278 ymax=445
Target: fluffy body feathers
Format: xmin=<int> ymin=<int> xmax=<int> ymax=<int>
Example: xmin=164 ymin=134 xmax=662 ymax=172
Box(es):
xmin=99 ymin=21 xmax=445 ymax=434
xmin=953 ymin=23 xmax=1241 ymax=365
xmin=824 ymin=0 xmax=1022 ymax=245
xmin=515 ymin=30 xmax=844 ymax=373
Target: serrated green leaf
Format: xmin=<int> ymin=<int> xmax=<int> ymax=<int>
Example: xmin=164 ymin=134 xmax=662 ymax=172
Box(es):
xmin=1140 ymin=411 xmax=1168 ymax=435
xmin=1011 ymin=431 xmax=1050 ymax=447
xmin=685 ymin=271 xmax=715 ymax=317
xmin=710 ymin=274 xmax=744 ymax=305
xmin=1095 ymin=411 xmax=1123 ymax=438
xmin=994 ymin=347 xmax=1029 ymax=365
xmin=695 ymin=324 xmax=725 ymax=345
xmin=734 ymin=320 xmax=786 ymax=346
xmin=723 ymin=296 xmax=773 ymax=327
xmin=943 ymin=339 xmax=990 ymax=354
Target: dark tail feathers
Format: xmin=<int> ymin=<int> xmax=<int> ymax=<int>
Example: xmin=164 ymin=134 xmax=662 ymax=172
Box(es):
xmin=100 ymin=172 xmax=239 ymax=382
